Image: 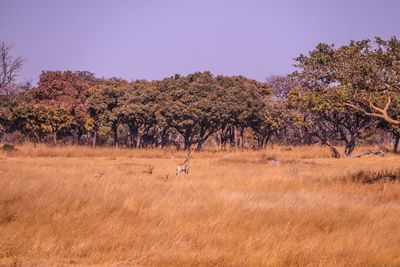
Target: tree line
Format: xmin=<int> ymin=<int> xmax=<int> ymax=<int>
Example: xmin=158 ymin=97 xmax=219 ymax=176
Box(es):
xmin=0 ymin=37 xmax=399 ymax=156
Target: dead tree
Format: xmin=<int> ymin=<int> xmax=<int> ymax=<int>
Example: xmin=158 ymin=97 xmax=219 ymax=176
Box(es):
xmin=0 ymin=42 xmax=23 ymax=95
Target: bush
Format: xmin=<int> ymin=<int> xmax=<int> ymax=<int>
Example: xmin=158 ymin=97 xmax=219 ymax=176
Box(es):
xmin=1 ymin=144 xmax=17 ymax=153
xmin=345 ymin=168 xmax=400 ymax=184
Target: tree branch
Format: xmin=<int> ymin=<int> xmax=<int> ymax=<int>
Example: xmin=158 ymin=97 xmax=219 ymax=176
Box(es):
xmin=344 ymin=96 xmax=400 ymax=125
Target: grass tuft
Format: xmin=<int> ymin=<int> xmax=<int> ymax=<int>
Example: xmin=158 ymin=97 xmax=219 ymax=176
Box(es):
xmin=344 ymin=168 xmax=400 ymax=184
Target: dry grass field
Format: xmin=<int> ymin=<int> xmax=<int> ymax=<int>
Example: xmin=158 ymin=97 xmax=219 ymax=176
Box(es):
xmin=1 ymin=144 xmax=400 ymax=266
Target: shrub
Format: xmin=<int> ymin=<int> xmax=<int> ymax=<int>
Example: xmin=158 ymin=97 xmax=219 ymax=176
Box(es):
xmin=345 ymin=168 xmax=400 ymax=184
xmin=1 ymin=144 xmax=17 ymax=153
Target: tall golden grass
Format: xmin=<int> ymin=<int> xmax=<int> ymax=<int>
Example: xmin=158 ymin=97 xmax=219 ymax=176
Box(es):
xmin=1 ymin=144 xmax=400 ymax=266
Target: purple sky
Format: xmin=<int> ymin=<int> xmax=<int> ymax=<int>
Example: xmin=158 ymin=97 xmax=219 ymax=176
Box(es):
xmin=1 ymin=0 xmax=399 ymax=83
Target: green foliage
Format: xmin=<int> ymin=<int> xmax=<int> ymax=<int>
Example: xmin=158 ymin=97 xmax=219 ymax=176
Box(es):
xmin=158 ymin=72 xmax=226 ymax=149
xmin=290 ymin=37 xmax=400 ymax=155
xmin=1 ymin=36 xmax=398 ymax=151
xmin=294 ymin=37 xmax=400 ymax=116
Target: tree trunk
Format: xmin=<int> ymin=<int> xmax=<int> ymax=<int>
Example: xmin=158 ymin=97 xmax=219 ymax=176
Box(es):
xmin=92 ymin=131 xmax=97 ymax=148
xmin=233 ymin=126 xmax=237 ymax=147
xmin=258 ymin=137 xmax=265 ymax=149
xmin=239 ymin=127 xmax=245 ymax=148
xmin=216 ymin=131 xmax=222 ymax=150
xmin=259 ymin=131 xmax=272 ymax=149
xmin=76 ymin=130 xmax=83 ymax=145
xmin=32 ymin=130 xmax=40 ymax=145
xmin=196 ymin=139 xmax=206 ymax=151
xmin=344 ymin=139 xmax=355 ymax=156
xmin=53 ymin=132 xmax=57 ymax=146
xmin=220 ymin=126 xmax=229 ymax=150
xmin=184 ymin=141 xmax=191 ymax=151
xmin=129 ymin=125 xmax=138 ymax=148
xmin=225 ymin=127 xmax=231 ymax=150
xmin=228 ymin=125 xmax=236 ymax=147
xmin=184 ymin=132 xmax=192 ymax=151
xmin=322 ymin=140 xmax=341 ymax=158
xmin=330 ymin=146 xmax=341 ymax=158
xmin=265 ymin=131 xmax=272 ymax=147
xmin=112 ymin=125 xmax=118 ymax=147
xmin=394 ymin=135 xmax=400 ymax=154
xmin=160 ymin=128 xmax=169 ymax=148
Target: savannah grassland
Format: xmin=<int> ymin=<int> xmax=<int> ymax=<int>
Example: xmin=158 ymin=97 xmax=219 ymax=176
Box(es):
xmin=1 ymin=145 xmax=400 ymax=266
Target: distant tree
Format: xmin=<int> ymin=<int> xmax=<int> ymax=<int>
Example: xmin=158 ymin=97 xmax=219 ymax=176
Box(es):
xmin=157 ymin=72 xmax=228 ymax=150
xmin=288 ymin=85 xmax=372 ymax=157
xmin=74 ymin=71 xmax=98 ymax=83
xmin=2 ymin=44 xmax=397 ymax=151
xmin=291 ymin=38 xmax=400 ymax=156
xmin=7 ymin=103 xmax=51 ymax=143
xmin=0 ymin=42 xmax=23 ymax=95
xmin=266 ymin=75 xmax=299 ymax=99
xmin=88 ymin=80 xmax=129 ymax=147
xmin=30 ymin=71 xmax=91 ymax=144
xmin=294 ymin=37 xmax=400 ymax=125
xmin=215 ymin=75 xmax=270 ymax=148
xmin=119 ymin=80 xmax=159 ymax=148
xmin=250 ymin=98 xmax=285 ymax=149
xmin=0 ymin=89 xmax=26 ymax=140
xmin=341 ymin=38 xmax=400 ymax=125
xmin=0 ymin=42 xmax=26 ymax=141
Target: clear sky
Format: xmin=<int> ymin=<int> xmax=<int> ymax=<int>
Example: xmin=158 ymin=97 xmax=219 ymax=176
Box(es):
xmin=1 ymin=0 xmax=399 ymax=83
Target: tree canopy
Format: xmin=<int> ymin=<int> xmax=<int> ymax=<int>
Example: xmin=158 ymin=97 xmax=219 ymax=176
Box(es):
xmin=1 ymin=37 xmax=399 ymax=155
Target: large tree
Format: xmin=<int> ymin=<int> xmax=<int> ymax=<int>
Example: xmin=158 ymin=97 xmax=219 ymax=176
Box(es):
xmin=215 ymin=75 xmax=270 ymax=149
xmin=29 ymin=71 xmax=92 ymax=144
xmin=288 ymin=87 xmax=372 ymax=157
xmin=119 ymin=80 xmax=160 ymax=148
xmin=295 ymin=37 xmax=399 ymax=121
xmin=250 ymin=98 xmax=285 ymax=149
xmin=87 ymin=79 xmax=129 ymax=147
xmin=292 ymin=38 xmax=400 ymax=156
xmin=157 ymin=72 xmax=226 ymax=150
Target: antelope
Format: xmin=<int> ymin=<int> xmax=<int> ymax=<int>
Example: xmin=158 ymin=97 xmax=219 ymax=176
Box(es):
xmin=176 ymin=153 xmax=191 ymax=176
xmin=142 ymin=165 xmax=154 ymax=175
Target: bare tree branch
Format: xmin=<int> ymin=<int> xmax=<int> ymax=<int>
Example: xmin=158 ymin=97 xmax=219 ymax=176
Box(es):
xmin=344 ymin=95 xmax=400 ymax=125
xmin=0 ymin=42 xmax=23 ymax=94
